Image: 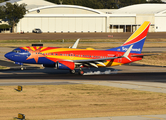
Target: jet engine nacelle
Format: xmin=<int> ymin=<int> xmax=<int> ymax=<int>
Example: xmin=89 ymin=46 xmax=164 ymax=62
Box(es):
xmin=57 ymin=61 xmax=75 ymax=70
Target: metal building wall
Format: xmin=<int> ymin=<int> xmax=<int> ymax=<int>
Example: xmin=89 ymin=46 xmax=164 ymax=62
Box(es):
xmin=136 ymin=14 xmax=155 ymax=24
xmin=17 ymin=17 xmax=106 ymax=33
xmin=14 ymin=4 xmax=166 ymax=33
xmin=109 ymin=15 xmax=136 ymax=33
xmin=109 ymin=17 xmax=136 ymax=25
xmin=155 ymin=16 xmax=166 ymax=32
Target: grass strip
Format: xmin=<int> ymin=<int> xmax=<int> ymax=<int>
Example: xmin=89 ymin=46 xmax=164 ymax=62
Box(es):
xmin=0 ymin=84 xmax=166 ymax=120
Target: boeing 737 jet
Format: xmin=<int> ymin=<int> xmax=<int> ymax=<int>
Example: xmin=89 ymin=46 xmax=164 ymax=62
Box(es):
xmin=5 ymin=21 xmax=151 ymax=75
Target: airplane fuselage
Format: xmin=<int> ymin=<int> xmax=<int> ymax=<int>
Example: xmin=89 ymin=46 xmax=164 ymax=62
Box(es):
xmin=5 ymin=47 xmax=143 ymax=67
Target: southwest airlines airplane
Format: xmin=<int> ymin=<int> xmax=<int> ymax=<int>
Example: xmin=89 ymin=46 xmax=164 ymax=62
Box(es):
xmin=5 ymin=21 xmax=150 ymax=75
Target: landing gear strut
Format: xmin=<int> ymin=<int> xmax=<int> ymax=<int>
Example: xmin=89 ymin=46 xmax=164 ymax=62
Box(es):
xmin=78 ymin=67 xmax=84 ymax=75
xmin=21 ymin=65 xmax=24 ymax=70
xmin=70 ymin=66 xmax=85 ymax=75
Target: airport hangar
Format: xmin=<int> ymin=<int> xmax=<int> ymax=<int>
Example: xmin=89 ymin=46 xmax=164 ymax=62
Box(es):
xmin=1 ymin=0 xmax=166 ymax=33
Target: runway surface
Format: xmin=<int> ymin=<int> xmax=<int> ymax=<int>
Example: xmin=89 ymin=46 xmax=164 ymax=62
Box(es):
xmin=54 ymin=114 xmax=166 ymax=120
xmin=0 ymin=63 xmax=166 ymax=87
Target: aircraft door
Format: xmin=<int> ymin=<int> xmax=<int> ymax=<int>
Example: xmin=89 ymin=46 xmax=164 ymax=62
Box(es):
xmin=118 ymin=54 xmax=122 ymax=63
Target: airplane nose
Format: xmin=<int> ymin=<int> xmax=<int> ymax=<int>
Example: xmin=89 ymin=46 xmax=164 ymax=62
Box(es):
xmin=4 ymin=52 xmax=12 ymax=60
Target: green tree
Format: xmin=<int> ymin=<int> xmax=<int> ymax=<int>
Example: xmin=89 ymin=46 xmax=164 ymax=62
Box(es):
xmin=0 ymin=2 xmax=27 ymax=33
xmin=0 ymin=0 xmax=4 ymax=3
xmin=0 ymin=0 xmax=8 ymax=3
xmin=48 ymin=0 xmax=104 ymax=8
xmin=0 ymin=24 xmax=11 ymax=32
xmin=147 ymin=0 xmax=163 ymax=3
xmin=45 ymin=0 xmax=163 ymax=9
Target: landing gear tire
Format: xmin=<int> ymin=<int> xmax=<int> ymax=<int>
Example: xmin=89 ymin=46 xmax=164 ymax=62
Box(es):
xmin=79 ymin=70 xmax=84 ymax=75
xmin=70 ymin=70 xmax=76 ymax=74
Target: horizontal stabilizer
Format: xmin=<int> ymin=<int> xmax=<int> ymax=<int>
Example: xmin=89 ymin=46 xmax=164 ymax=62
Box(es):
xmin=121 ymin=45 xmax=133 ymax=61
xmin=131 ymin=54 xmax=159 ymax=57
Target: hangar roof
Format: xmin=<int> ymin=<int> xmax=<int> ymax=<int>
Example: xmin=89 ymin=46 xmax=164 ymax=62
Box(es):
xmin=112 ymin=4 xmax=166 ymax=14
xmin=28 ymin=5 xmax=104 ymax=15
xmin=0 ymin=0 xmax=55 ymax=10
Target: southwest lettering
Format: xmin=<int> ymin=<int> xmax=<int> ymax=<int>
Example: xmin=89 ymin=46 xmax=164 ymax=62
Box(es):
xmin=122 ymin=47 xmax=140 ymax=52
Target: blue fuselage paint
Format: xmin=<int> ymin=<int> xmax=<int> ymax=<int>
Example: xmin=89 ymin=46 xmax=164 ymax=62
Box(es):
xmin=5 ymin=48 xmax=54 ymax=65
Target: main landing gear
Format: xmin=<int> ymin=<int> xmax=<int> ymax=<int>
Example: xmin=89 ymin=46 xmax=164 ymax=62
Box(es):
xmin=79 ymin=70 xmax=84 ymax=75
xmin=70 ymin=69 xmax=84 ymax=75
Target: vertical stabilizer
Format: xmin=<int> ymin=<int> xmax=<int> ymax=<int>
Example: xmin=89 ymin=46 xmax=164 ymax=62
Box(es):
xmin=107 ymin=21 xmax=151 ymax=54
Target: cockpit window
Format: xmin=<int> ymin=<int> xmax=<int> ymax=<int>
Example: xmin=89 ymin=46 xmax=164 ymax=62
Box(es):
xmin=12 ymin=50 xmax=21 ymax=53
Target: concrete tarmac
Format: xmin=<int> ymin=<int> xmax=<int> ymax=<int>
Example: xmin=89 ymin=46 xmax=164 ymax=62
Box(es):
xmin=0 ymin=64 xmax=166 ymax=93
xmin=53 ymin=114 xmax=166 ymax=120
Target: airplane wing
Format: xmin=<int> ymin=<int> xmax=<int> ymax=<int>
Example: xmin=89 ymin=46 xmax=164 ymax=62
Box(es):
xmin=71 ymin=38 xmax=80 ymax=49
xmin=73 ymin=45 xmax=133 ymax=67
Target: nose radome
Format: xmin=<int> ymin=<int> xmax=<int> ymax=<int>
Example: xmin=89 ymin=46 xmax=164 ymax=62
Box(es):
xmin=4 ymin=52 xmax=11 ymax=60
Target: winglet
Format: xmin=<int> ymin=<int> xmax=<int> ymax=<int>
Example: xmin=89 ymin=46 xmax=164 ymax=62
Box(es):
xmin=121 ymin=45 xmax=133 ymax=61
xmin=71 ymin=38 xmax=80 ymax=49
